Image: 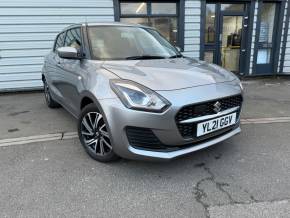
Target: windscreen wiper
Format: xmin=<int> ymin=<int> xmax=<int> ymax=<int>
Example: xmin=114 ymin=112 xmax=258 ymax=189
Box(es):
xmin=169 ymin=54 xmax=183 ymax=58
xmin=125 ymin=55 xmax=167 ymax=60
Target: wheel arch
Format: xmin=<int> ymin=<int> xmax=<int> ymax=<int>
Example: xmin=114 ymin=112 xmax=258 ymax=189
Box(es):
xmin=79 ymin=91 xmax=104 ymax=115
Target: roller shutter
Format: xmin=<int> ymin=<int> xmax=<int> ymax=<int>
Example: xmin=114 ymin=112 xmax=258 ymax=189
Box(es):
xmin=0 ymin=0 xmax=114 ymax=91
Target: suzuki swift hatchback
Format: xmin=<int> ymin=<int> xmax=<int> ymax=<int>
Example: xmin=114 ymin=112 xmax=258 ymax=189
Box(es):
xmin=42 ymin=23 xmax=243 ymax=162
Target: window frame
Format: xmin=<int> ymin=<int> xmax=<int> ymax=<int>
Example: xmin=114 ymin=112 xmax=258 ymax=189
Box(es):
xmin=53 ymin=31 xmax=66 ymax=52
xmin=64 ymin=27 xmax=83 ymax=49
xmin=114 ymin=0 xmax=184 ymax=50
xmin=63 ymin=27 xmax=85 ymax=57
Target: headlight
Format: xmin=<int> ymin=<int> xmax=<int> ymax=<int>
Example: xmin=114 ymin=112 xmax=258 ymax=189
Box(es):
xmin=110 ymin=79 xmax=171 ymax=112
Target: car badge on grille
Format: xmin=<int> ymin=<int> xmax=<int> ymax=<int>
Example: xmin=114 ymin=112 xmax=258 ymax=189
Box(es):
xmin=213 ymin=101 xmax=222 ymax=113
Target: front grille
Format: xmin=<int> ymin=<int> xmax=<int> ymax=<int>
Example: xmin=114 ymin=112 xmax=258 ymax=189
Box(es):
xmin=176 ymin=95 xmax=243 ymax=138
xmin=126 ymin=127 xmax=167 ymax=150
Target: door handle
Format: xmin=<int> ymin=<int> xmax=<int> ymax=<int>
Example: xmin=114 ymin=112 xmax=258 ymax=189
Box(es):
xmin=241 ymin=49 xmax=246 ymax=52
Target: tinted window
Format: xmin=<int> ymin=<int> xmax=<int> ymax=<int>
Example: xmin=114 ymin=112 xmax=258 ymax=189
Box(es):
xmin=54 ymin=32 xmax=65 ymax=51
xmin=64 ymin=28 xmax=82 ymax=50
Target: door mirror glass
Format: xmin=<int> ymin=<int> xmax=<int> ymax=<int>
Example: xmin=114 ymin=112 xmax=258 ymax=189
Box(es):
xmin=57 ymin=47 xmax=80 ymax=59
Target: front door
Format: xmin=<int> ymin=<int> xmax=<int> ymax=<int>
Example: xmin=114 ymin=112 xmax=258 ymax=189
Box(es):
xmin=203 ymin=3 xmax=250 ymax=75
xmin=58 ymin=27 xmax=84 ymax=115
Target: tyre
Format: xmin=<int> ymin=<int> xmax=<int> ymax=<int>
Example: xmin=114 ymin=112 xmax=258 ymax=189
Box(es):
xmin=78 ymin=104 xmax=119 ymax=162
xmin=43 ymin=80 xmax=61 ymax=108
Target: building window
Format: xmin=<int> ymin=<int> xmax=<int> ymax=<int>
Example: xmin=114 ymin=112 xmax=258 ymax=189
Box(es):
xmin=205 ymin=4 xmax=216 ymax=44
xmin=120 ymin=2 xmax=147 ymax=15
xmin=221 ymin=4 xmax=245 ymax=12
xmin=204 ymin=50 xmax=215 ymax=63
xmin=119 ymin=1 xmax=179 ymax=46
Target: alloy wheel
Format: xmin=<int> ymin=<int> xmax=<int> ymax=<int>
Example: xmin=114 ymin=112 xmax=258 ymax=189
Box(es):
xmin=80 ymin=112 xmax=112 ymax=156
xmin=44 ymin=82 xmax=51 ymax=104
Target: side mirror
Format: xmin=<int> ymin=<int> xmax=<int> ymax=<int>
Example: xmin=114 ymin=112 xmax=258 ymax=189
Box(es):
xmin=175 ymin=46 xmax=182 ymax=52
xmin=57 ymin=47 xmax=81 ymax=59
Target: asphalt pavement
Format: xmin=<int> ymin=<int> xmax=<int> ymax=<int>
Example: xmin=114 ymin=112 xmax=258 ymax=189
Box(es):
xmin=1 ymin=78 xmax=290 ymax=218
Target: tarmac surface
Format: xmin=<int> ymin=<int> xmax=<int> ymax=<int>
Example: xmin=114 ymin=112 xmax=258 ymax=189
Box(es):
xmin=1 ymin=78 xmax=290 ymax=217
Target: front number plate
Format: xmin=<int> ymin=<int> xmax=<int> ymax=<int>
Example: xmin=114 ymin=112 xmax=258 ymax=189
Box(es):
xmin=197 ymin=113 xmax=237 ymax=137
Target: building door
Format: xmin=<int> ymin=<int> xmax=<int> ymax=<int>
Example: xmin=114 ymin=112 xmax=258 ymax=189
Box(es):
xmin=203 ymin=3 xmax=250 ymax=75
xmin=219 ymin=15 xmax=245 ymax=73
xmin=254 ymin=2 xmax=279 ymax=75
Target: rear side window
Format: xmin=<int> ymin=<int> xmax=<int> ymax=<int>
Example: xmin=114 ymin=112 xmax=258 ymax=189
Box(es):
xmin=54 ymin=32 xmax=66 ymax=51
xmin=64 ymin=28 xmax=82 ymax=50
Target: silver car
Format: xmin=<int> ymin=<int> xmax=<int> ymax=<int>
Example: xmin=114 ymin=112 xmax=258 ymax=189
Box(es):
xmin=42 ymin=23 xmax=243 ymax=162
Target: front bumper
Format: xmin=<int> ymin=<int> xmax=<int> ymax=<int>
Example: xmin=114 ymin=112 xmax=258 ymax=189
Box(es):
xmin=128 ymin=127 xmax=241 ymax=159
xmin=99 ymin=81 xmax=242 ymax=160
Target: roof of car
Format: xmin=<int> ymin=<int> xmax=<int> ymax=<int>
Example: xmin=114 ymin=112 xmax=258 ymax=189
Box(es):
xmin=63 ymin=22 xmax=154 ymax=31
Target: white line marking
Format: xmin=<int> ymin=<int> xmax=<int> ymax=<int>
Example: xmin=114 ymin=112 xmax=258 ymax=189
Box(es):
xmin=0 ymin=133 xmax=62 ymax=147
xmin=0 ymin=117 xmax=290 ymax=147
xmin=241 ymin=117 xmax=290 ymax=124
xmin=62 ymin=132 xmax=78 ymax=140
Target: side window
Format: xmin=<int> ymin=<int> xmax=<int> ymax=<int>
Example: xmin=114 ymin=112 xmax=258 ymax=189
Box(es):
xmin=64 ymin=28 xmax=82 ymax=50
xmin=54 ymin=32 xmax=66 ymax=51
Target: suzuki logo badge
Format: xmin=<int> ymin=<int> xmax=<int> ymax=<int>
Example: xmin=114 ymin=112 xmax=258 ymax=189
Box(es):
xmin=213 ymin=101 xmax=222 ymax=113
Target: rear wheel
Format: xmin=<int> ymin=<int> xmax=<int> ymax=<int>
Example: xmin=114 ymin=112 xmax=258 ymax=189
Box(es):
xmin=43 ymin=80 xmax=60 ymax=108
xmin=78 ymin=104 xmax=119 ymax=162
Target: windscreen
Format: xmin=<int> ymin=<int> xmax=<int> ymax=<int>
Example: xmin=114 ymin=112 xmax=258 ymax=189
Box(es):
xmin=88 ymin=26 xmax=180 ymax=60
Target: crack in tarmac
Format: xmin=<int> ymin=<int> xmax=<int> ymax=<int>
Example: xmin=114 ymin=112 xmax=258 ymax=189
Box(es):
xmin=193 ymin=176 xmax=211 ymax=218
xmin=60 ymin=132 xmax=64 ymax=140
xmin=193 ymin=162 xmax=259 ymax=218
xmin=193 ymin=162 xmax=290 ymax=218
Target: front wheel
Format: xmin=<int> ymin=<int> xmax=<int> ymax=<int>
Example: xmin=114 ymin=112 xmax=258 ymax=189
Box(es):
xmin=78 ymin=104 xmax=119 ymax=162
